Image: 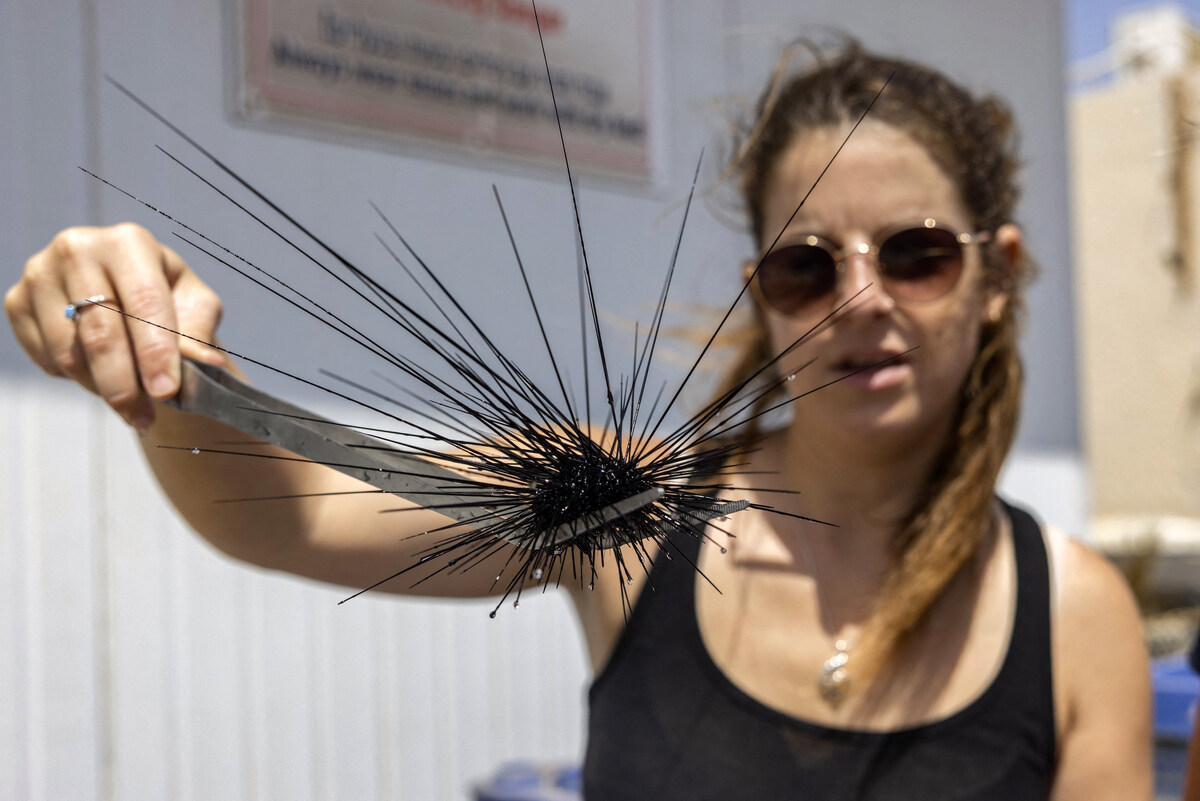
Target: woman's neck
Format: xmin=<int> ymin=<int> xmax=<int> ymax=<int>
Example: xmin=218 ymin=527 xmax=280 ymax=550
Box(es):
xmin=769 ymin=417 xmax=949 ymax=551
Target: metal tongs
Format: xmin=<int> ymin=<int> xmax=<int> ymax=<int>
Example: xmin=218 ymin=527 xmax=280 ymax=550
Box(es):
xmin=167 ymin=358 xmax=746 ymax=548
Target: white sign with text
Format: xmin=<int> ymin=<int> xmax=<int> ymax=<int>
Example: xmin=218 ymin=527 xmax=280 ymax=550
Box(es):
xmin=239 ymin=0 xmax=653 ymax=180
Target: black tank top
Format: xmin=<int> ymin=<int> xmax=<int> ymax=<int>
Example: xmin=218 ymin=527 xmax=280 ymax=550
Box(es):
xmin=584 ymin=502 xmax=1056 ymax=800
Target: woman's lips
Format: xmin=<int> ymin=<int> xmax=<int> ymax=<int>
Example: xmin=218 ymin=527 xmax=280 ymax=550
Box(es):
xmin=831 ymin=351 xmax=912 ymax=390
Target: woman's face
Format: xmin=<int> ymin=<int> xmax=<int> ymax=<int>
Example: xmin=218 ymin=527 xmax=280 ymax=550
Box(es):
xmin=756 ymin=121 xmax=1011 ymax=452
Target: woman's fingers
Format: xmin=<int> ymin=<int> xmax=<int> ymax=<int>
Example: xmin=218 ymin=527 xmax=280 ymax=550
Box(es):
xmin=62 ymin=258 xmax=154 ymax=429
xmin=162 ymin=243 xmax=227 ymax=368
xmin=15 ymin=233 xmax=102 ymax=390
xmin=5 ymin=264 xmax=70 ymax=381
xmin=99 ymin=225 xmax=183 ymax=400
xmin=6 ymin=224 xmax=225 ymax=430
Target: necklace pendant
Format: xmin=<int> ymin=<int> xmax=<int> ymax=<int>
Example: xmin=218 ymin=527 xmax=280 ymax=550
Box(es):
xmin=818 ymin=639 xmax=851 ymax=704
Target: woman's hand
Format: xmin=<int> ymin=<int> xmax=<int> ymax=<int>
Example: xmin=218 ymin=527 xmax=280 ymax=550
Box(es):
xmin=6 ymin=223 xmax=228 ymax=430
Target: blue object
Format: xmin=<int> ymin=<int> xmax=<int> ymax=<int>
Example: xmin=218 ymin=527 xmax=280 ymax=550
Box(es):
xmin=553 ymin=765 xmax=582 ymax=793
xmin=1152 ymin=653 xmax=1199 ymax=800
xmin=1153 ymin=653 xmax=1200 ymax=742
xmin=474 ymin=762 xmax=583 ymax=801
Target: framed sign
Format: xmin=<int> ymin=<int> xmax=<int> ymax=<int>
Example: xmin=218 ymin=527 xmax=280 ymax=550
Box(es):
xmin=237 ymin=0 xmax=654 ymax=180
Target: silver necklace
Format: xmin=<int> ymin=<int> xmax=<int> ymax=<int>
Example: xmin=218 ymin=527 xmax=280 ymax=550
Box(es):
xmin=790 ymin=506 xmax=857 ymax=705
xmin=818 ymin=638 xmax=853 ymax=703
xmin=767 ymin=452 xmax=862 ymax=705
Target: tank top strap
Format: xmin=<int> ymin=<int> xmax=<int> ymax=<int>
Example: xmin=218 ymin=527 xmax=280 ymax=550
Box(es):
xmin=990 ymin=500 xmax=1057 ymax=758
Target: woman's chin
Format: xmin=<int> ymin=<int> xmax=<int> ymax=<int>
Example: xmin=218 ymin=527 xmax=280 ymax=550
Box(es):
xmin=794 ymin=393 xmax=947 ymax=455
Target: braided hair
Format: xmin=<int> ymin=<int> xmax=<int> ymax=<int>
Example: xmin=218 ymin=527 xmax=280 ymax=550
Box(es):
xmin=721 ymin=40 xmax=1035 ymax=687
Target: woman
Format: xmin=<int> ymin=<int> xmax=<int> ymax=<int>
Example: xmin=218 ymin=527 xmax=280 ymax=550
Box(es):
xmin=5 ymin=43 xmax=1150 ymax=799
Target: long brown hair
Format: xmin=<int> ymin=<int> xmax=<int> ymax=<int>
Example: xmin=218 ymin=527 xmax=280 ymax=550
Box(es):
xmin=720 ymin=41 xmax=1036 ymax=685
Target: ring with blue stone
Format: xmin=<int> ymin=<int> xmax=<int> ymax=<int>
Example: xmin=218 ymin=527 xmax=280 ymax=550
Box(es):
xmin=64 ymin=295 xmax=110 ymax=322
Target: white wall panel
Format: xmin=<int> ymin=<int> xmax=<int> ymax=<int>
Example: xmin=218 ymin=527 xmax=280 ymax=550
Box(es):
xmin=37 ymin=396 xmax=104 ymax=801
xmin=1 ymin=383 xmax=588 ymax=800
xmin=0 ymin=391 xmax=31 ymax=801
xmin=2 ymin=386 xmax=107 ymax=801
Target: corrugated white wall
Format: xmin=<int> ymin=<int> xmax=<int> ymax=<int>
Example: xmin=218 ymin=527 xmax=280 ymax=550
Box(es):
xmin=1 ymin=0 xmax=1074 ymax=798
xmin=1 ymin=381 xmax=589 ymax=801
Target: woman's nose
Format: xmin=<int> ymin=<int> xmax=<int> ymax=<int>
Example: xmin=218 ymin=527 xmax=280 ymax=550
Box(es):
xmin=838 ymin=253 xmax=896 ymax=314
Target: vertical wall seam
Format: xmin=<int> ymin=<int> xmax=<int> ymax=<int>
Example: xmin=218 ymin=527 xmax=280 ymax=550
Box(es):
xmin=92 ymin=403 xmax=115 ymax=801
xmin=81 ymin=0 xmax=103 ymax=226
xmin=171 ymin=514 xmax=191 ymax=801
xmin=21 ymin=387 xmax=45 ymax=801
xmin=78 ymin=2 xmax=113 ymax=793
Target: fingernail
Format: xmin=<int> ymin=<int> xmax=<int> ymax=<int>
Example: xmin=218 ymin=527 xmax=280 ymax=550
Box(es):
xmin=147 ymin=373 xmax=176 ymax=398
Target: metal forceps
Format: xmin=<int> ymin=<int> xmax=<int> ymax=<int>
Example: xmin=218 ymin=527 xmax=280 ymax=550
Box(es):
xmin=167 ymin=358 xmax=747 ymax=548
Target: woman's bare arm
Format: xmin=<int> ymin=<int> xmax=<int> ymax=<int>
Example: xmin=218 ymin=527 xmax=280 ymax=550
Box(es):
xmin=7 ymin=224 xmax=548 ymax=598
xmin=1050 ymin=541 xmax=1153 ymax=801
xmin=137 ymin=401 xmax=532 ymax=597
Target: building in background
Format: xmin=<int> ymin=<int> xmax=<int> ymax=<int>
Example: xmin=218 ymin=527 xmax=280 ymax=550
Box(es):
xmin=1070 ymin=3 xmax=1200 ymax=600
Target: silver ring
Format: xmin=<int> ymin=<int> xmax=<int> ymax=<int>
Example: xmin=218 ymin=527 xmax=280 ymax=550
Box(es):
xmin=65 ymin=295 xmax=110 ymax=322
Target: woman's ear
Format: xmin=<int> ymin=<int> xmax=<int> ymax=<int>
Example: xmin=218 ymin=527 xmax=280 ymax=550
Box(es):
xmin=984 ymin=223 xmax=1022 ymax=322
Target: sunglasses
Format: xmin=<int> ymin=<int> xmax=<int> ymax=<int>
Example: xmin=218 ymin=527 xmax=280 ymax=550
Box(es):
xmin=748 ymin=219 xmax=992 ymax=317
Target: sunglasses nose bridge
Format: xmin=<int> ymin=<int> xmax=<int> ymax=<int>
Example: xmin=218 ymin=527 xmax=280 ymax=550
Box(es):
xmin=837 ymin=244 xmax=888 ymax=302
xmin=840 ymin=248 xmax=897 ymax=314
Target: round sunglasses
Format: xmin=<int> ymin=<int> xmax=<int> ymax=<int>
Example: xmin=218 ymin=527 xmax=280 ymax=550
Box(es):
xmin=748 ymin=219 xmax=992 ymax=317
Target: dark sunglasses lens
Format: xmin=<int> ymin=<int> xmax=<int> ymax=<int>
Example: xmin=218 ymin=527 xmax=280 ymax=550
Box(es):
xmin=878 ymin=227 xmax=965 ymax=301
xmin=757 ymin=244 xmax=838 ymax=315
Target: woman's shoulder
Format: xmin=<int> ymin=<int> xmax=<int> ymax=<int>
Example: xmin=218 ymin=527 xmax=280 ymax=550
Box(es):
xmin=1042 ymin=521 xmax=1153 ymax=800
xmin=1007 ymin=506 xmax=1137 ymax=628
xmin=1040 ymin=518 xmax=1145 ymax=694
xmin=1049 ymin=528 xmax=1142 ymax=644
